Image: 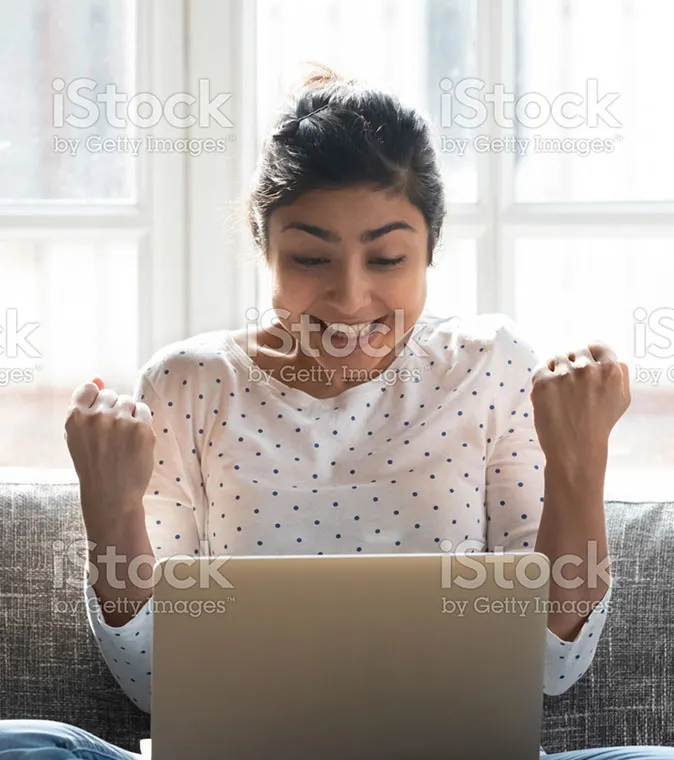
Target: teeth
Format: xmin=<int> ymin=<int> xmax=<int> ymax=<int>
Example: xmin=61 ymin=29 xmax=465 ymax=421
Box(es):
xmin=309 ymin=315 xmax=385 ymax=336
xmin=325 ymin=321 xmax=377 ymax=335
xmin=332 ymin=322 xmax=369 ymax=332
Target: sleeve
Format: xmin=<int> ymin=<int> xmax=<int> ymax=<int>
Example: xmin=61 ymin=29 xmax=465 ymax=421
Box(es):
xmin=483 ymin=319 xmax=612 ymax=697
xmin=84 ymin=355 xmax=209 ymax=713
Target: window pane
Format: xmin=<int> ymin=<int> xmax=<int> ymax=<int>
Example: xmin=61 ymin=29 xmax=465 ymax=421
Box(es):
xmin=513 ymin=238 xmax=674 ymax=358
xmin=425 ymin=238 xmax=477 ymax=318
xmin=0 ymin=0 xmax=136 ymax=202
xmin=515 ymin=0 xmax=674 ymax=202
xmin=255 ymin=0 xmax=478 ymax=203
xmin=513 ymin=237 xmax=674 ymax=500
xmin=427 ymin=0 xmax=478 ymax=204
xmin=0 ymin=240 xmax=139 ymax=468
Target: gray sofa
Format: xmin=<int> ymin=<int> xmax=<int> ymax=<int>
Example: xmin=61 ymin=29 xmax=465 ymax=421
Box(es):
xmin=1 ymin=477 xmax=673 ymax=753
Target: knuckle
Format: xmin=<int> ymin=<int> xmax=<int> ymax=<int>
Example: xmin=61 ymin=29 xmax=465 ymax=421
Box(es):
xmin=128 ymin=415 xmax=145 ymax=431
xmin=66 ymin=405 xmax=96 ymax=430
xmin=102 ymin=389 xmax=119 ymax=404
xmin=531 ymin=375 xmax=552 ymax=395
xmin=135 ymin=401 xmax=151 ymax=416
xmin=64 ymin=407 xmax=82 ymax=428
xmin=588 ymin=340 xmax=606 ymax=351
xmin=574 ymin=362 xmax=595 ymax=376
xmin=592 ymin=342 xmax=617 ymax=362
xmin=600 ymin=360 xmax=621 ymax=379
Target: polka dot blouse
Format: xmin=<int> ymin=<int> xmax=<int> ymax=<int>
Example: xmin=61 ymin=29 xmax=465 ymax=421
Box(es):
xmin=85 ymin=310 xmax=612 ymax=719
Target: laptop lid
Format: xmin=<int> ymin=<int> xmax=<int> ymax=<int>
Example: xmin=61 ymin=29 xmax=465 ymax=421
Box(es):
xmin=151 ymin=552 xmax=550 ymax=760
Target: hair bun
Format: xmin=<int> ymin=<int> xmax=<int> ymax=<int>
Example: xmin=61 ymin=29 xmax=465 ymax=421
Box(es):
xmin=280 ymin=61 xmax=355 ymax=99
xmin=299 ymin=62 xmax=342 ymax=89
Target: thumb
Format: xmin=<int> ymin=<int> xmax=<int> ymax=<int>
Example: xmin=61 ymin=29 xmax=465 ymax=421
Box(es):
xmin=92 ymin=377 xmax=104 ymax=391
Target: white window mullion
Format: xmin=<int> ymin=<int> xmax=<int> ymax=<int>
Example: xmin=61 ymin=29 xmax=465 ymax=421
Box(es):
xmin=503 ymin=202 xmax=674 ymax=230
xmin=494 ymin=0 xmax=517 ymax=319
xmin=138 ymin=0 xmax=188 ymax=362
xmin=186 ymin=0 xmax=259 ymax=336
xmin=477 ymin=0 xmax=517 ymax=318
xmin=504 ymin=223 xmax=674 ymax=240
xmin=475 ymin=0 xmax=496 ymax=315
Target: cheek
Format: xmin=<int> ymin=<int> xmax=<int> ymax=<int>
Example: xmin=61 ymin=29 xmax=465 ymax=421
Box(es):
xmin=384 ymin=269 xmax=427 ymax=307
xmin=270 ymin=268 xmax=316 ymax=315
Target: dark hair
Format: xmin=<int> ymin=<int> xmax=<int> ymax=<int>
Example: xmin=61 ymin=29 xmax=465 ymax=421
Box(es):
xmin=248 ymin=63 xmax=446 ymax=265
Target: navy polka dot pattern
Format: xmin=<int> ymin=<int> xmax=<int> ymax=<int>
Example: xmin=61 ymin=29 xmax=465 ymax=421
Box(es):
xmin=84 ymin=312 xmax=612 ymax=713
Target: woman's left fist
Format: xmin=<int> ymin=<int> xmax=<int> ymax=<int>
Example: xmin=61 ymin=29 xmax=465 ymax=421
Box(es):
xmin=530 ymin=342 xmax=631 ymax=465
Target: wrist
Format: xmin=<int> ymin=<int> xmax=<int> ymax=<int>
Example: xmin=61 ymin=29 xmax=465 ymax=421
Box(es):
xmin=79 ymin=482 xmax=145 ymax=510
xmin=544 ymin=453 xmax=607 ymax=499
xmin=544 ymin=438 xmax=608 ymax=473
xmin=81 ymin=496 xmax=147 ymax=545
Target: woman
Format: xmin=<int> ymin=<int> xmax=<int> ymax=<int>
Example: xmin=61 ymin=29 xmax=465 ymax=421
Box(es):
xmin=1 ymin=66 xmax=668 ymax=759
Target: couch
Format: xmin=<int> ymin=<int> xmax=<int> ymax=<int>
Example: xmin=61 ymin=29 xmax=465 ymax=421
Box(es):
xmin=1 ymin=475 xmax=673 ymax=753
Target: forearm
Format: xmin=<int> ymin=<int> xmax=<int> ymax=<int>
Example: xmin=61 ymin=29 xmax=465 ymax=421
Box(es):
xmin=535 ymin=449 xmax=611 ymax=642
xmin=82 ymin=496 xmax=155 ymax=627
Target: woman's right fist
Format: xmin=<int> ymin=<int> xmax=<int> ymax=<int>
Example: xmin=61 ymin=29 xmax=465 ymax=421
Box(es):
xmin=65 ymin=377 xmax=156 ymax=519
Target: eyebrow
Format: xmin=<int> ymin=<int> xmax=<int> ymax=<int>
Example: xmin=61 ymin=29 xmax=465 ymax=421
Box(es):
xmin=280 ymin=221 xmax=416 ymax=243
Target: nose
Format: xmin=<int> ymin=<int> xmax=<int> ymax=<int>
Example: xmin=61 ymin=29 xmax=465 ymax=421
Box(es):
xmin=324 ymin=262 xmax=373 ymax=317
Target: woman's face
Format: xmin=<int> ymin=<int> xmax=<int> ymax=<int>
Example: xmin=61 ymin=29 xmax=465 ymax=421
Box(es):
xmin=265 ymin=185 xmax=429 ymax=382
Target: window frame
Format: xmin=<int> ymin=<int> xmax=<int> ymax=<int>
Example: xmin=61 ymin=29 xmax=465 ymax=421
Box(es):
xmin=2 ymin=0 xmax=673 ymax=492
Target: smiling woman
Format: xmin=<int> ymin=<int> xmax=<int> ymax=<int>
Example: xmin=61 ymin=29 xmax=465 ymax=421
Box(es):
xmin=244 ymin=63 xmax=445 ymax=397
xmin=249 ymin=187 xmax=429 ymax=397
xmin=2 ymin=62 xmax=671 ymax=760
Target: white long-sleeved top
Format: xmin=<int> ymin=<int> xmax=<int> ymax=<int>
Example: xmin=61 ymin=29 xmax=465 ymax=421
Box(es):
xmin=85 ymin=310 xmax=612 ymax=751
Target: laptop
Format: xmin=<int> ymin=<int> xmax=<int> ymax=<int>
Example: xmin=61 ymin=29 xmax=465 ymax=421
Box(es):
xmin=146 ymin=552 xmax=550 ymax=760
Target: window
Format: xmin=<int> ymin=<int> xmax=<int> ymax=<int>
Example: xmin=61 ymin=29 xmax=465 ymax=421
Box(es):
xmin=253 ymin=0 xmax=674 ymax=500
xmin=0 ymin=0 xmax=187 ymax=471
xmin=3 ymin=0 xmax=672 ymax=500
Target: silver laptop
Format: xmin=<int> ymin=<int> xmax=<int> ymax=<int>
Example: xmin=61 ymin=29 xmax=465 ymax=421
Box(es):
xmin=149 ymin=552 xmax=550 ymax=760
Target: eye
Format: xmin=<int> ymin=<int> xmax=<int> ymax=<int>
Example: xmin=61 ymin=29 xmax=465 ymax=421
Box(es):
xmin=371 ymin=256 xmax=406 ymax=267
xmin=292 ymin=256 xmax=329 ymax=267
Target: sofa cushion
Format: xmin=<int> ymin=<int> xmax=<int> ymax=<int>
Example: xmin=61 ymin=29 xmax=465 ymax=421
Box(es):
xmin=1 ymin=478 xmax=673 ymax=752
xmin=0 ymin=480 xmax=149 ymax=752
xmin=541 ymin=500 xmax=674 ymax=752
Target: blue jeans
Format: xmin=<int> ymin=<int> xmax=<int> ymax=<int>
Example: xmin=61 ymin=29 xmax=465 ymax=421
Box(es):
xmin=1 ymin=719 xmax=674 ymax=759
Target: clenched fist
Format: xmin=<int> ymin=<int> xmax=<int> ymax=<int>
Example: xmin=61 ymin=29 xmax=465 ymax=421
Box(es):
xmin=64 ymin=377 xmax=156 ymax=525
xmin=530 ymin=342 xmax=631 ymax=470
